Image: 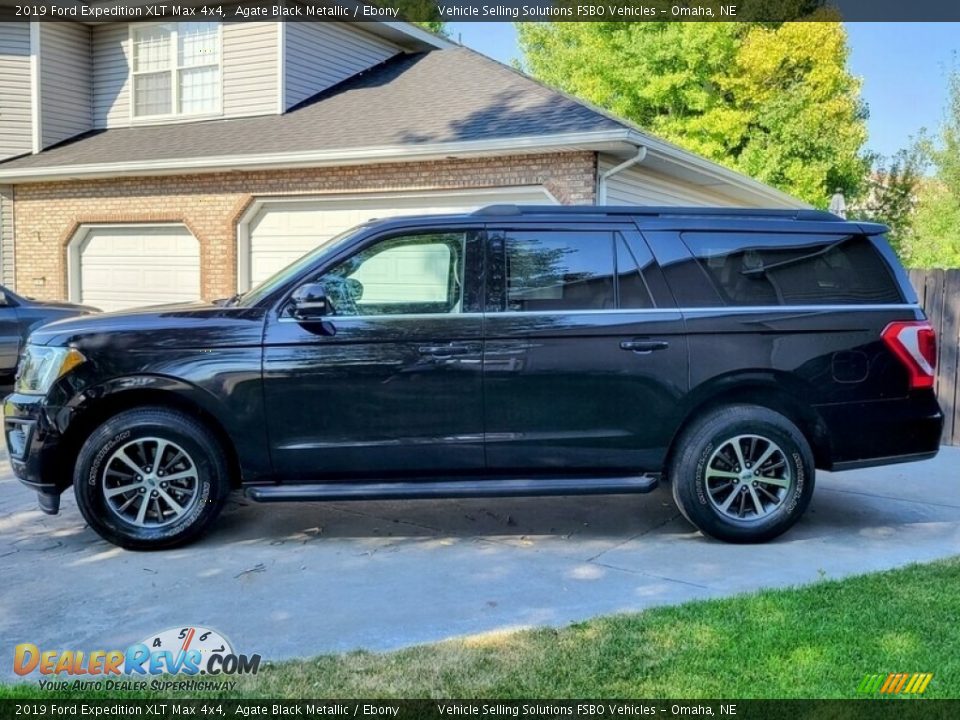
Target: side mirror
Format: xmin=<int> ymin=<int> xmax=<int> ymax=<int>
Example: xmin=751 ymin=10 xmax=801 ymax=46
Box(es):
xmin=289 ymin=282 xmax=330 ymax=320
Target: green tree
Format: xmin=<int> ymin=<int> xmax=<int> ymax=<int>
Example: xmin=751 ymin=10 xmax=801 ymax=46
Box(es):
xmin=384 ymin=0 xmax=447 ymax=35
xmin=911 ymin=182 xmax=960 ymax=268
xmin=850 ymin=147 xmax=925 ymax=256
xmin=416 ymin=21 xmax=448 ymax=37
xmin=516 ymin=17 xmax=869 ymax=207
xmin=937 ymin=69 xmax=960 ymax=191
xmin=910 ymin=70 xmax=960 ymax=268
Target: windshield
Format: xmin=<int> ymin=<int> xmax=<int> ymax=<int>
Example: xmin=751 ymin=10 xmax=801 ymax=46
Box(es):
xmin=235 ymin=225 xmax=369 ymax=307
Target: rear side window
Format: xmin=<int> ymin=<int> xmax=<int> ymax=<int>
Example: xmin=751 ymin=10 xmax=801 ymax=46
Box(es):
xmin=681 ymin=233 xmax=904 ymax=306
xmin=616 ymin=233 xmax=655 ymax=309
xmin=504 ymin=231 xmax=615 ymax=311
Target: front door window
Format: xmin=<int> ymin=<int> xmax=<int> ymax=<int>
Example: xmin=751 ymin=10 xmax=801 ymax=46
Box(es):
xmin=319 ymin=232 xmax=467 ymax=316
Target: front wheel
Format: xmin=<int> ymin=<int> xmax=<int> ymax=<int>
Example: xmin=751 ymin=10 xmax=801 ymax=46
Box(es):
xmin=669 ymin=404 xmax=815 ymax=543
xmin=74 ymin=407 xmax=231 ymax=550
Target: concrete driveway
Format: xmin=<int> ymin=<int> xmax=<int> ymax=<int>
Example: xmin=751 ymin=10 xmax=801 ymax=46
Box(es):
xmin=2 ymin=448 xmax=959 ymax=677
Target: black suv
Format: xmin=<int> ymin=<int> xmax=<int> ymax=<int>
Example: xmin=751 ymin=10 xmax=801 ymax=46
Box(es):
xmin=4 ymin=206 xmax=942 ymax=549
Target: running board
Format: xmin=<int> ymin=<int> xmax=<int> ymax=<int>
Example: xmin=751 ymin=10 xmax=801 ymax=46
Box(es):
xmin=245 ymin=475 xmax=659 ymax=503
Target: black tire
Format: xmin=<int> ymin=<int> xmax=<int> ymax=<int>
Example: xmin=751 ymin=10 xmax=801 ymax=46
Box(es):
xmin=74 ymin=406 xmax=231 ymax=550
xmin=669 ymin=404 xmax=815 ymax=543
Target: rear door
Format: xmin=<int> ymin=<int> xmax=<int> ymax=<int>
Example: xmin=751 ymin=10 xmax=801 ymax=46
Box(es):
xmin=482 ymin=222 xmax=688 ymax=473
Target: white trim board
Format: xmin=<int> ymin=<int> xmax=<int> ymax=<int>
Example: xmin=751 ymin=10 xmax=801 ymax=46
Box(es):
xmin=29 ymin=22 xmax=41 ymax=155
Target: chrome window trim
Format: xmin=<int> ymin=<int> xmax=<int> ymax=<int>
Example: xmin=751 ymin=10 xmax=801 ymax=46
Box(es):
xmin=276 ymin=304 xmax=920 ymax=323
xmin=674 ymin=304 xmax=920 ymax=314
xmin=278 ymin=313 xmax=484 ymax=323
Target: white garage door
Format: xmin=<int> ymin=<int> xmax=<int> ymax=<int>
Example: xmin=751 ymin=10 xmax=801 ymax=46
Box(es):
xmin=243 ymin=188 xmax=556 ymax=290
xmin=73 ymin=225 xmax=201 ymax=312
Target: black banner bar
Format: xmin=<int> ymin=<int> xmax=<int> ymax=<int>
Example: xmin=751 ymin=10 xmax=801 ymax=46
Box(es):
xmin=2 ymin=700 xmax=960 ymax=720
xmin=2 ymin=0 xmax=960 ymax=23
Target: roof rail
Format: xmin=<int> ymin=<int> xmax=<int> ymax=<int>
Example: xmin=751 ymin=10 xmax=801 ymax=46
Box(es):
xmin=472 ymin=204 xmax=843 ymax=222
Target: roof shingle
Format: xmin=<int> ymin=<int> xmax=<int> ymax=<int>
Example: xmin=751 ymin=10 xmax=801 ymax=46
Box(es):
xmin=0 ymin=47 xmax=626 ymax=172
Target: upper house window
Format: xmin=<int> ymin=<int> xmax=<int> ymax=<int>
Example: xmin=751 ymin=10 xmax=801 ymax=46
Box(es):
xmin=132 ymin=22 xmax=221 ymax=119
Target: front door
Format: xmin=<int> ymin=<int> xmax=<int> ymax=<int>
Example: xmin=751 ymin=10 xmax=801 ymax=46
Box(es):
xmin=262 ymin=227 xmax=485 ymax=481
xmin=482 ymin=224 xmax=689 ymax=473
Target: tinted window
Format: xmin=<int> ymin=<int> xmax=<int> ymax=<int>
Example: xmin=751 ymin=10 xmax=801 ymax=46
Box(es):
xmin=504 ymin=231 xmax=615 ymax=312
xmin=616 ymin=233 xmax=655 ymax=309
xmin=644 ymin=230 xmax=722 ymax=307
xmin=319 ymin=232 xmax=466 ymax=316
xmin=681 ymin=233 xmax=904 ymax=306
xmin=238 ymin=225 xmax=364 ymax=307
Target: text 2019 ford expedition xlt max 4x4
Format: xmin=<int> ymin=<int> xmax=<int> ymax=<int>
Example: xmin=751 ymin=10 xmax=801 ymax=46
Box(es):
xmin=4 ymin=206 xmax=942 ymax=549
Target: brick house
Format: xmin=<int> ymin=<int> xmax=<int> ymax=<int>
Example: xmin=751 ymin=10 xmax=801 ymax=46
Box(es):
xmin=0 ymin=16 xmax=804 ymax=310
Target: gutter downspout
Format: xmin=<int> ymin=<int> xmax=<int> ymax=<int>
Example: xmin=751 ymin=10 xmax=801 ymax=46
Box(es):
xmin=597 ymin=146 xmax=647 ymax=204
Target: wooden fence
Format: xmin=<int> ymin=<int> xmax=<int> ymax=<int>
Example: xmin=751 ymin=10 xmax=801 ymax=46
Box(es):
xmin=908 ymin=269 xmax=960 ymax=446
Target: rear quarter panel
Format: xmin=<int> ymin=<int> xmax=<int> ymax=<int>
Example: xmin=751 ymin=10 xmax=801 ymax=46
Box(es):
xmin=640 ymin=222 xmax=938 ymax=466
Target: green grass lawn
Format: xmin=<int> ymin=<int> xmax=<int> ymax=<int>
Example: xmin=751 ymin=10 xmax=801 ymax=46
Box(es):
xmin=3 ymin=557 xmax=958 ymax=700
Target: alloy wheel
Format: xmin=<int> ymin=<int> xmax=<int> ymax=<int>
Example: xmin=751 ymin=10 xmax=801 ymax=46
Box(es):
xmin=102 ymin=437 xmax=200 ymax=528
xmin=704 ymin=434 xmax=793 ymax=522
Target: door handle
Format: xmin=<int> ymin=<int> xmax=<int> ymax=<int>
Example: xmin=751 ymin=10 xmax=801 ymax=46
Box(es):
xmin=620 ymin=340 xmax=669 ymax=354
xmin=418 ymin=343 xmax=479 ymax=357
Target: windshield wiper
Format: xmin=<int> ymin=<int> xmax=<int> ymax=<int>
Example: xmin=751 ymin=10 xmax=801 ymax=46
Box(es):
xmin=740 ymin=235 xmax=851 ymax=277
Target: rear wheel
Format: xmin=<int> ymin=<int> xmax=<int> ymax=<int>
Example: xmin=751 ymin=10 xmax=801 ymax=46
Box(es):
xmin=670 ymin=404 xmax=814 ymax=543
xmin=74 ymin=407 xmax=231 ymax=550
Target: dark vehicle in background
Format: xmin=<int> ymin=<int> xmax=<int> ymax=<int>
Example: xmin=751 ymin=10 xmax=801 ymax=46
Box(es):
xmin=0 ymin=286 xmax=97 ymax=381
xmin=3 ymin=206 xmax=942 ymax=549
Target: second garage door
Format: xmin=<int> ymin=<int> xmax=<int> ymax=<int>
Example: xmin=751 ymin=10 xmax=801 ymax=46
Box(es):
xmin=242 ymin=188 xmax=556 ymax=290
xmin=72 ymin=225 xmax=201 ymax=312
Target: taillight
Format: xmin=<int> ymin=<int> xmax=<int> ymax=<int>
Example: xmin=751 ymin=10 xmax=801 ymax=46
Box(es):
xmin=881 ymin=321 xmax=937 ymax=390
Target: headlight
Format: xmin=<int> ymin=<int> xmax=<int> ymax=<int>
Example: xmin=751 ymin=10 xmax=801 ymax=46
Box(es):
xmin=15 ymin=345 xmax=86 ymax=395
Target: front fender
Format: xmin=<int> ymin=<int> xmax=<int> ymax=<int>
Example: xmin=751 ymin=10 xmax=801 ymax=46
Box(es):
xmin=52 ymin=372 xmax=271 ymax=485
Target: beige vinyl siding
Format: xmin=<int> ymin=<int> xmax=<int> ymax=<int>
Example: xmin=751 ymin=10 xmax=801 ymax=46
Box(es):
xmin=285 ymin=22 xmax=398 ymax=109
xmin=39 ymin=23 xmax=92 ymax=149
xmin=223 ymin=22 xmax=279 ymax=117
xmin=92 ymin=23 xmax=130 ymax=128
xmin=599 ymin=157 xmax=751 ymax=208
xmin=0 ymin=185 xmax=14 ymax=287
xmin=0 ymin=22 xmax=32 ymax=160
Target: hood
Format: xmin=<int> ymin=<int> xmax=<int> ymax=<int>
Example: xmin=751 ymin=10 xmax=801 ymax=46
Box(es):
xmin=27 ymin=301 xmax=267 ymax=350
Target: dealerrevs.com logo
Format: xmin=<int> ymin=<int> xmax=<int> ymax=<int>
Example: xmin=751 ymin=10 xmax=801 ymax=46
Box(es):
xmin=14 ymin=626 xmax=261 ymax=690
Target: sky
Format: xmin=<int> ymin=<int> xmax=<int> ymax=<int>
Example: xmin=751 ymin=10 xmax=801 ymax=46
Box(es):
xmin=447 ymin=22 xmax=958 ymax=160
